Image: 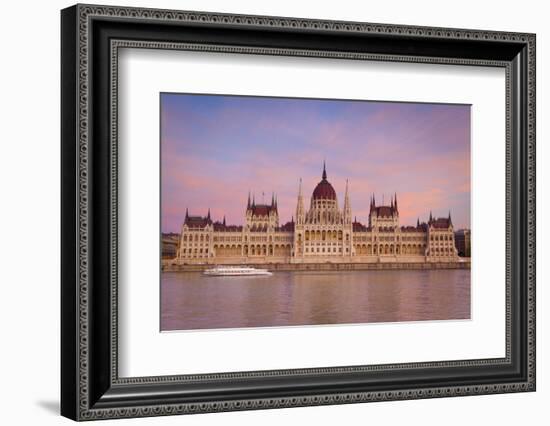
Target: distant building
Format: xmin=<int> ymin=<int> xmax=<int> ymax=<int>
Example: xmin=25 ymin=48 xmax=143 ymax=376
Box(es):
xmin=174 ymin=163 xmax=459 ymax=264
xmin=161 ymin=233 xmax=179 ymax=259
xmin=454 ymin=229 xmax=471 ymax=257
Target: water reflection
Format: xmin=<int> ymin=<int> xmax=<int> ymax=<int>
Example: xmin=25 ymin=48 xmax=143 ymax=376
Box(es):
xmin=160 ymin=270 xmax=470 ymax=331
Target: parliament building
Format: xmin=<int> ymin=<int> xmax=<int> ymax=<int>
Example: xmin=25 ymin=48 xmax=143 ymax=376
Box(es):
xmin=174 ymin=164 xmax=459 ymax=264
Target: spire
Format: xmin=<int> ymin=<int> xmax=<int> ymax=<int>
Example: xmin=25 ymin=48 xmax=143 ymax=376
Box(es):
xmin=207 ymin=208 xmax=211 ymax=220
xmin=343 ymin=179 xmax=351 ymax=224
xmin=448 ymin=211 xmax=452 ymax=224
xmin=373 ymin=193 xmax=376 ymax=207
xmin=185 ymin=207 xmax=189 ymax=223
xmin=429 ymin=211 xmax=433 ymax=222
xmin=417 ymin=217 xmax=420 ymax=227
xmin=247 ymin=191 xmax=251 ymax=208
xmin=275 ymin=193 xmax=278 ymax=208
xmin=322 ymin=160 xmax=327 ymax=180
xmin=296 ymin=178 xmax=305 ymax=225
xmin=252 ymin=193 xmax=255 ymax=207
xmin=271 ymin=192 xmax=275 ymax=207
xmin=394 ymin=192 xmax=398 ymax=212
xmin=223 ymin=215 xmax=226 ymax=226
xmin=391 ymin=195 xmax=394 ymax=209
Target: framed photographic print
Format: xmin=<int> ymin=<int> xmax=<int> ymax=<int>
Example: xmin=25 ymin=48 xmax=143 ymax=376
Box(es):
xmin=61 ymin=4 xmax=536 ymax=421
xmin=160 ymin=94 xmax=472 ymax=332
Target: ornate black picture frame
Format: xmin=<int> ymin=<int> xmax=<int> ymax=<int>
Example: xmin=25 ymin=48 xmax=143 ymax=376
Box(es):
xmin=61 ymin=4 xmax=536 ymax=421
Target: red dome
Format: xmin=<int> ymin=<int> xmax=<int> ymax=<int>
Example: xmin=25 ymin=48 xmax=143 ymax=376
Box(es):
xmin=312 ymin=163 xmax=336 ymax=200
xmin=312 ymin=179 xmax=337 ymax=200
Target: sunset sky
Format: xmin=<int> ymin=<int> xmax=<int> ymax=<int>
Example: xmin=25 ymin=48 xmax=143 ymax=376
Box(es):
xmin=161 ymin=93 xmax=470 ymax=233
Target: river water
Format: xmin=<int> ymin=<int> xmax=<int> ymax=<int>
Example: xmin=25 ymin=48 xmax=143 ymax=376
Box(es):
xmin=160 ymin=269 xmax=470 ymax=331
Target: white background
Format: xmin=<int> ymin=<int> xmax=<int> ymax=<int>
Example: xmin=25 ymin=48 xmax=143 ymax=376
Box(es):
xmin=0 ymin=0 xmax=547 ymax=425
xmin=119 ymin=49 xmax=505 ymax=377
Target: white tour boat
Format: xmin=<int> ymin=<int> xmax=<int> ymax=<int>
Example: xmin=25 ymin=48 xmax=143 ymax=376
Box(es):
xmin=203 ymin=266 xmax=273 ymax=276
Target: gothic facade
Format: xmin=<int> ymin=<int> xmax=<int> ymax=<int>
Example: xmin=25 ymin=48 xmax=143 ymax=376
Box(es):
xmin=175 ymin=164 xmax=459 ymax=264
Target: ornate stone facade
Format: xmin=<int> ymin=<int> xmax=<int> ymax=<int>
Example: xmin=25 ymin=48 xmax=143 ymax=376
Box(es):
xmin=175 ymin=164 xmax=459 ymax=264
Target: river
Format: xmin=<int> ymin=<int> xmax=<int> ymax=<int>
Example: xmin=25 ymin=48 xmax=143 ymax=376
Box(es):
xmin=161 ymin=269 xmax=470 ymax=331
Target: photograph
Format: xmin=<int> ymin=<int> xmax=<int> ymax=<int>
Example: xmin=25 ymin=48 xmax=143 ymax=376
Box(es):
xmin=160 ymin=93 xmax=472 ymax=331
xmin=57 ymin=2 xmax=536 ymax=421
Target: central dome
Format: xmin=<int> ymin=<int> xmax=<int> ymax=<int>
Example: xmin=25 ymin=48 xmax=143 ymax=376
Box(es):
xmin=312 ymin=162 xmax=337 ymax=200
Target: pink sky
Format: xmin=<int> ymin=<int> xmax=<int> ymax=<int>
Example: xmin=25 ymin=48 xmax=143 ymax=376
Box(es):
xmin=161 ymin=94 xmax=470 ymax=233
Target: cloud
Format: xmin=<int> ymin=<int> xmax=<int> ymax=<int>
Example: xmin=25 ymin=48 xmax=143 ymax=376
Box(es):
xmin=160 ymin=95 xmax=470 ymax=232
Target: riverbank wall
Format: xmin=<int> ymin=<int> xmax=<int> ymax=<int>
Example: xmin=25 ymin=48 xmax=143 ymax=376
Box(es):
xmin=162 ymin=259 xmax=471 ymax=272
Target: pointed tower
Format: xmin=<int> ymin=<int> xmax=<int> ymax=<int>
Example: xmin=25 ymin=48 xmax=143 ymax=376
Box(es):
xmin=394 ymin=192 xmax=398 ymax=213
xmin=322 ymin=160 xmax=327 ymax=180
xmin=223 ymin=215 xmax=226 ymax=226
xmin=343 ymin=179 xmax=352 ymax=224
xmin=247 ymin=191 xmax=251 ymax=209
xmin=368 ymin=194 xmax=376 ymax=228
xmin=417 ymin=217 xmax=420 ymax=227
xmin=429 ymin=211 xmax=433 ymax=222
xmin=296 ymin=178 xmax=305 ymax=225
xmin=269 ymin=192 xmax=279 ymax=228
